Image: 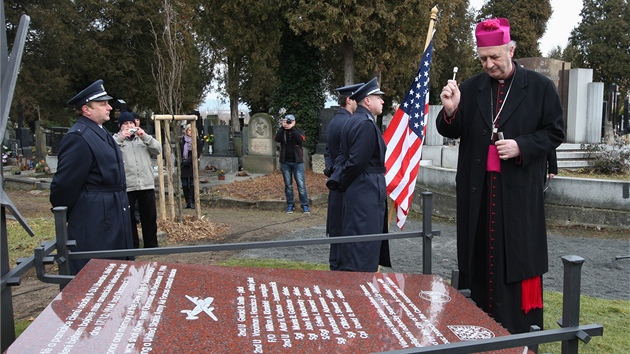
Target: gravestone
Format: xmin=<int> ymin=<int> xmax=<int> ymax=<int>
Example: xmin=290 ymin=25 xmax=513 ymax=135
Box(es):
xmin=199 ymin=124 xmax=239 ymax=171
xmin=243 ymin=113 xmax=277 ymax=174
xmin=566 ymin=68 xmax=595 ymax=143
xmin=207 ymin=114 xmax=219 ymax=126
xmin=516 ymin=57 xmax=571 ymax=130
xmin=312 ymin=107 xmax=338 ymax=174
xmin=6 ymin=259 xmax=526 ymax=354
xmin=232 ymin=131 xmax=243 ymax=157
xmin=15 ymin=127 xmax=33 ymax=149
xmin=212 ymin=125 xmax=230 ymax=155
xmin=35 ymin=121 xmax=47 ymax=160
xmin=316 ymin=107 xmax=337 ymax=154
xmin=241 ymin=126 xmax=249 ymax=156
xmin=203 ymin=117 xmax=212 ymax=136
xmin=49 ymin=127 xmax=69 ymax=155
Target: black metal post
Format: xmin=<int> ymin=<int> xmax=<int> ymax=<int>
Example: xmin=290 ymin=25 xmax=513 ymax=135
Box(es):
xmin=52 ymin=207 xmax=71 ymax=290
xmin=529 ymin=325 xmax=541 ymax=354
xmin=559 ymin=255 xmax=586 ymax=354
xmin=1 ymin=206 xmax=16 ymax=352
xmin=421 ymin=192 xmax=433 ymax=274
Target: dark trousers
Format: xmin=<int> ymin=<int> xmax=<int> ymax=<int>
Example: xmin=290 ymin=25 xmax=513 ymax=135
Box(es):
xmin=127 ymin=189 xmax=159 ymax=248
xmin=181 ymin=177 xmax=195 ymax=208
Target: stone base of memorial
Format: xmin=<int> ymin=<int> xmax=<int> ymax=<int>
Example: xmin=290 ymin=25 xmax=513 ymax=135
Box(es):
xmin=7 ymin=259 xmax=529 ymax=353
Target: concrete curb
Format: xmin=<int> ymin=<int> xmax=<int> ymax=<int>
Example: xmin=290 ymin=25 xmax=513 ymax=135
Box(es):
xmin=201 ymin=194 xmax=328 ymax=210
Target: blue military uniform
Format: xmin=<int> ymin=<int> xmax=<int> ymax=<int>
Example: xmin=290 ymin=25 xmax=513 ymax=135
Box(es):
xmin=50 ymin=80 xmax=133 ymax=274
xmin=328 ymin=78 xmax=391 ymax=272
xmin=325 ymin=83 xmax=362 ymax=270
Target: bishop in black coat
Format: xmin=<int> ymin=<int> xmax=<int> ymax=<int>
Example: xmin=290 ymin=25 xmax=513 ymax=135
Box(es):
xmin=437 ymin=19 xmax=564 ymax=333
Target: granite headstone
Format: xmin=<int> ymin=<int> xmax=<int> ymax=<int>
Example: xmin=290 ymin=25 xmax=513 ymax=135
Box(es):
xmin=243 ymin=113 xmax=277 ymax=173
xmin=212 ymin=125 xmax=230 ymax=155
xmin=316 ymin=107 xmax=337 ymax=155
xmin=7 ymin=259 xmax=528 ymax=354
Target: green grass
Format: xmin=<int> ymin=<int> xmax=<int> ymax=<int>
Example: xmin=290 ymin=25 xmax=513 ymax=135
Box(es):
xmin=5 ymin=218 xmax=56 ymax=265
xmin=219 ymin=258 xmax=329 ymax=271
xmin=540 ymin=291 xmax=629 ymax=353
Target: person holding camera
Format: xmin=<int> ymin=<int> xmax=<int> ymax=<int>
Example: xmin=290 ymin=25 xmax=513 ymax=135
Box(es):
xmin=113 ymin=111 xmax=162 ymax=248
xmin=180 ymin=123 xmax=204 ymax=209
xmin=274 ymin=114 xmax=310 ymax=214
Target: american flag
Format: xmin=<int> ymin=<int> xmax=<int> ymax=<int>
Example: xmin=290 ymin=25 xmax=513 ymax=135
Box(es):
xmin=383 ymin=39 xmax=434 ymax=229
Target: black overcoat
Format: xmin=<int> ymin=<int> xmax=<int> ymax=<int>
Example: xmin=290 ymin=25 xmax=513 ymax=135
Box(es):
xmin=50 ymin=116 xmax=134 ymax=274
xmin=436 ymin=64 xmax=564 ymax=283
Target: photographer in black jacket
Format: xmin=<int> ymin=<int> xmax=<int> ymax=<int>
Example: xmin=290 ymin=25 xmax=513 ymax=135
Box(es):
xmin=274 ymin=114 xmax=310 ymax=214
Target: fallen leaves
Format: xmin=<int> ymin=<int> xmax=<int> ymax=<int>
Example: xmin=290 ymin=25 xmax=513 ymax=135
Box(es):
xmin=209 ymin=170 xmax=329 ymax=200
xmin=157 ymin=170 xmax=329 ymax=242
xmin=158 ymin=215 xmax=229 ymax=243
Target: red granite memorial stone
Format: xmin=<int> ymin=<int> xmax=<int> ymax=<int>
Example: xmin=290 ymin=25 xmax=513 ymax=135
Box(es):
xmin=7 ymin=259 xmax=529 ymax=353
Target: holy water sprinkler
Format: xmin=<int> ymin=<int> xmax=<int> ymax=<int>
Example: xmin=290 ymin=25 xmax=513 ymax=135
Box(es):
xmin=452 ymin=67 xmax=458 ymax=80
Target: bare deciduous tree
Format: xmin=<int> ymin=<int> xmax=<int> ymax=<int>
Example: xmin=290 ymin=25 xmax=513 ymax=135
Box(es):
xmin=151 ymin=0 xmax=185 ymax=116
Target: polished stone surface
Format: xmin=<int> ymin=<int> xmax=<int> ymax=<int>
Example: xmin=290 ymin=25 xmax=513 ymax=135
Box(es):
xmin=8 ymin=259 xmax=527 ymax=353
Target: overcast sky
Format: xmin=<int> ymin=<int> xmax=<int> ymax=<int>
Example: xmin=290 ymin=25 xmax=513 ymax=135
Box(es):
xmin=469 ymin=0 xmax=583 ymax=55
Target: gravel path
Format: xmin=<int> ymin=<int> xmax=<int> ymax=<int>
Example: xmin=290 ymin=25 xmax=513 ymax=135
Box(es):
xmin=238 ymin=218 xmax=630 ymax=301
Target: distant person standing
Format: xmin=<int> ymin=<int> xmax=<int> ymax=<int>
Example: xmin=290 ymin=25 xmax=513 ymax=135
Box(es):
xmin=327 ymin=77 xmax=391 ymax=272
xmin=274 ymin=114 xmax=310 ymax=214
xmin=132 ymin=111 xmax=142 ymax=129
xmin=180 ymin=124 xmax=203 ymax=209
xmin=113 ymin=111 xmax=162 ymax=248
xmin=324 ymin=83 xmax=362 ymax=270
xmin=50 ymin=79 xmax=134 ymax=274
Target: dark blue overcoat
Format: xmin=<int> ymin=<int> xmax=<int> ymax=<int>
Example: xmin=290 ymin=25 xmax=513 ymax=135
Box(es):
xmin=325 ymin=107 xmax=352 ymax=269
xmin=325 ymin=107 xmax=352 ymax=237
xmin=50 ymin=116 xmax=133 ymax=274
xmin=331 ymin=105 xmax=391 ymax=272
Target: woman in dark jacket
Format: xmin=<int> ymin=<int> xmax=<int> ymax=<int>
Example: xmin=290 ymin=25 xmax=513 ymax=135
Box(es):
xmin=180 ymin=124 xmax=204 ymax=209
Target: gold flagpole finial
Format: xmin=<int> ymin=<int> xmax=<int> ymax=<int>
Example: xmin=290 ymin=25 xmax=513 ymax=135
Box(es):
xmin=424 ymin=6 xmax=438 ymax=51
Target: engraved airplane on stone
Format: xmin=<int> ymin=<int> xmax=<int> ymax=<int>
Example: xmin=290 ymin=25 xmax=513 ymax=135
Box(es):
xmin=181 ymin=295 xmax=218 ymax=321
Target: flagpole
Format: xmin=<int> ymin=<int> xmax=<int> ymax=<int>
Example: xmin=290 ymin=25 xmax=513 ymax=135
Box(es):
xmin=424 ymin=6 xmax=438 ymax=52
xmin=386 ymin=6 xmax=438 ymax=229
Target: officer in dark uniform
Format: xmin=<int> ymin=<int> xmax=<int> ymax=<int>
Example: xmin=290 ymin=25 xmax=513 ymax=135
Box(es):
xmin=324 ymin=82 xmax=362 ymax=270
xmin=327 ymin=77 xmax=391 ymax=272
xmin=50 ymin=79 xmax=134 ymax=274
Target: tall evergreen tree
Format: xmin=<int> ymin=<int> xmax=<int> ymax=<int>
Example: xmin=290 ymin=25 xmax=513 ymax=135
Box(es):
xmin=6 ymin=0 xmax=210 ymax=128
xmin=285 ymin=0 xmax=477 ymax=108
xmin=196 ymin=0 xmax=283 ymax=130
xmin=569 ymin=0 xmax=630 ymax=95
xmin=268 ymin=26 xmax=325 ymax=155
xmin=6 ymin=0 xmax=78 ymax=127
